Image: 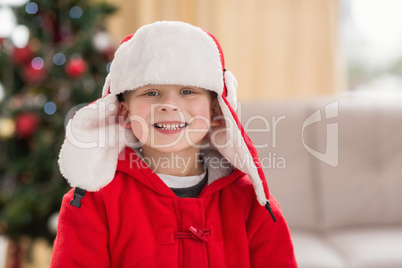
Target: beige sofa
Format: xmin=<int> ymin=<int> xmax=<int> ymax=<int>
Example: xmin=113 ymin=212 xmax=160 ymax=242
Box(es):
xmin=240 ymin=94 xmax=402 ymax=268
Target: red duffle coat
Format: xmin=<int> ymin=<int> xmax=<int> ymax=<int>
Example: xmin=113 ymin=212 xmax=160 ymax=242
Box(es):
xmin=51 ymin=147 xmax=297 ymax=267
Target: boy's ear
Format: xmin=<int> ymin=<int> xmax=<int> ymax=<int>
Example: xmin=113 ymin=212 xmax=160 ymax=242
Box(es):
xmin=210 ymin=98 xmax=223 ymax=127
xmin=118 ymin=101 xmax=131 ymax=129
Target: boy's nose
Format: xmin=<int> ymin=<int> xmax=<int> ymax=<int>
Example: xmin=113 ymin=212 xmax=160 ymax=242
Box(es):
xmin=155 ymin=93 xmax=180 ymax=112
xmin=155 ymin=103 xmax=179 ymax=112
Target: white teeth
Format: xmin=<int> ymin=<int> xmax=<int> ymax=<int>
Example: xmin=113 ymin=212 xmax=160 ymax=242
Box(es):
xmin=154 ymin=123 xmax=187 ymax=130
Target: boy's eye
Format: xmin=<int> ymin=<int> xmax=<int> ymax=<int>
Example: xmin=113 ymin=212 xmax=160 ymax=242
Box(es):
xmin=145 ymin=91 xmax=159 ymax=96
xmin=181 ymin=89 xmax=194 ymax=95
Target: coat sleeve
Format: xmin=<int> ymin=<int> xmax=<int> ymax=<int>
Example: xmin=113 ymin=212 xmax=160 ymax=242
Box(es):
xmin=248 ymin=195 xmax=298 ymax=268
xmin=50 ymin=188 xmax=110 ymax=268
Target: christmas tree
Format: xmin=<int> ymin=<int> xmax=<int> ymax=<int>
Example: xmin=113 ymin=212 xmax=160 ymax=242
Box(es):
xmin=0 ymin=0 xmax=117 ymax=242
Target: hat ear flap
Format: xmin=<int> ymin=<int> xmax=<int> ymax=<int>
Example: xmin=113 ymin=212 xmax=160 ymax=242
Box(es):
xmin=58 ymin=94 xmax=136 ymax=191
xmin=224 ymin=70 xmax=238 ymax=110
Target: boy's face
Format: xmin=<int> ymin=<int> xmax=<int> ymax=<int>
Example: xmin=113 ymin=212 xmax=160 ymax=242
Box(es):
xmin=119 ymin=85 xmax=219 ymax=154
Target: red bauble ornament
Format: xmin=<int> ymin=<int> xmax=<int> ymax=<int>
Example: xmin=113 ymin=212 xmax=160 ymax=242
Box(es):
xmin=103 ymin=47 xmax=115 ymax=61
xmin=12 ymin=47 xmax=33 ymax=65
xmin=22 ymin=65 xmax=47 ymax=84
xmin=65 ymin=58 xmax=88 ymax=78
xmin=15 ymin=112 xmax=40 ymax=139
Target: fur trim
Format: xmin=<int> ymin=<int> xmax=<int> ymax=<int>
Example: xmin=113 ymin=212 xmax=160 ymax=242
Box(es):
xmin=224 ymin=70 xmax=238 ymax=110
xmin=109 ymin=21 xmax=224 ymax=96
xmin=58 ymin=94 xmax=136 ymax=191
xmin=101 ymin=74 xmax=111 ymax=97
xmin=210 ymin=95 xmax=267 ymax=206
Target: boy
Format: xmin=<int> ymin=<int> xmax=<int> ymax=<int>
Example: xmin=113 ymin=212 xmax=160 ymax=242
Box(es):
xmin=51 ymin=21 xmax=297 ymax=267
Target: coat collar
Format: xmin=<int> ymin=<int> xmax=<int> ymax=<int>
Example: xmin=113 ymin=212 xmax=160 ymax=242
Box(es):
xmin=116 ymin=147 xmax=242 ymax=198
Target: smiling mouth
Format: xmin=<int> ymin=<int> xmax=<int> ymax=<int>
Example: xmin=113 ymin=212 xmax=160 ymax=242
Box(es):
xmin=153 ymin=122 xmax=188 ymax=130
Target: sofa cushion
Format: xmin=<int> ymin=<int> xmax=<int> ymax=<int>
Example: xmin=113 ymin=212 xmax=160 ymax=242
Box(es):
xmin=327 ymin=226 xmax=402 ymax=268
xmin=291 ymin=230 xmax=345 ymax=268
xmin=312 ymin=98 xmax=402 ymax=229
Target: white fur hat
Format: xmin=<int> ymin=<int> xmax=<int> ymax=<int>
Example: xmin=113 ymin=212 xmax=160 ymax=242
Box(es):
xmin=59 ymin=21 xmax=275 ymax=220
